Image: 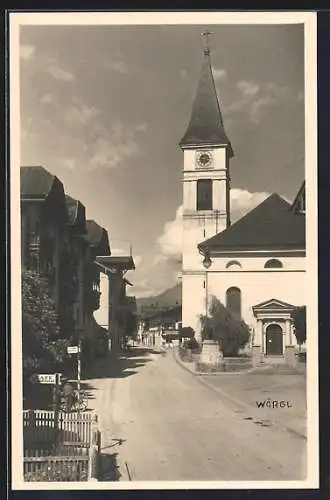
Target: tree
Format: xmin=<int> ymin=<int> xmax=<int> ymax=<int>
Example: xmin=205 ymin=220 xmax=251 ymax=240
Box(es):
xmin=292 ymin=305 xmax=306 ymax=349
xmin=22 ymin=270 xmax=69 ymax=385
xmin=180 ymin=326 xmax=195 ymax=340
xmin=200 ymin=295 xmax=250 ymax=356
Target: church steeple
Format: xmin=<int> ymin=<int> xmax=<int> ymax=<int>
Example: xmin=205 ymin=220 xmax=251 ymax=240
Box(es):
xmin=179 ymin=32 xmax=233 ymax=157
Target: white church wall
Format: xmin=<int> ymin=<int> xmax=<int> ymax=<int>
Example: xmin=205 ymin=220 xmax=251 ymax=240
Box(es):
xmin=182 ymin=254 xmax=306 ymax=343
xmin=207 ymin=268 xmax=306 ymax=328
xmin=183 ymin=252 xmax=305 ymax=273
xmin=182 ymin=145 xmax=230 ymax=269
xmin=182 ymin=273 xmax=205 ymax=337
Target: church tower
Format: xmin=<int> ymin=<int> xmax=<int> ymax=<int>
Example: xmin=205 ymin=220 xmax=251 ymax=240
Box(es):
xmin=179 ymin=33 xmax=233 ymax=338
xmin=180 ymin=32 xmax=233 ymax=270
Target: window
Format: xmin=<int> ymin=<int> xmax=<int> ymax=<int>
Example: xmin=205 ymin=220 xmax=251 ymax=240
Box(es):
xmin=264 ymin=259 xmax=283 ymax=269
xmin=226 ymin=260 xmax=242 ymax=270
xmin=197 ymin=179 xmax=213 ymax=211
xmin=226 ymin=287 xmax=241 ymax=317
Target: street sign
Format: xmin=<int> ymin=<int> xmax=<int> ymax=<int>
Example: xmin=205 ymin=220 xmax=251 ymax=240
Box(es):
xmin=36 ymin=373 xmax=61 ymax=385
xmin=67 ymin=346 xmax=80 ymax=354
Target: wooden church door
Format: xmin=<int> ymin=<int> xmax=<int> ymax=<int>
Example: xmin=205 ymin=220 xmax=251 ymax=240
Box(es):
xmin=265 ymin=323 xmax=283 ymax=355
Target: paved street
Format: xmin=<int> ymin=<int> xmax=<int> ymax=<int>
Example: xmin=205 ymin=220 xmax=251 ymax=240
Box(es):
xmin=84 ymin=347 xmax=306 ymax=482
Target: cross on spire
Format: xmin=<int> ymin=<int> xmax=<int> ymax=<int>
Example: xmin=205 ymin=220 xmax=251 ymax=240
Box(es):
xmin=201 ymin=30 xmax=214 ymax=55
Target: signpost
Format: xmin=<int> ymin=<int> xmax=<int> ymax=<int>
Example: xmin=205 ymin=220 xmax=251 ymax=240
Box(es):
xmin=67 ymin=343 xmax=82 ymax=412
xmin=36 ymin=373 xmax=62 ymax=424
xmin=67 ymin=346 xmax=80 ymax=355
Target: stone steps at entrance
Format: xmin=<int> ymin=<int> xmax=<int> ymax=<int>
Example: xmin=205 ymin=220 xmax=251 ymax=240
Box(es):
xmin=263 ymin=356 xmax=286 ymax=365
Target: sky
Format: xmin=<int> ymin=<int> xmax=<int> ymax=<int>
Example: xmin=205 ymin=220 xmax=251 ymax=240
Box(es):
xmin=19 ymin=22 xmax=305 ymax=303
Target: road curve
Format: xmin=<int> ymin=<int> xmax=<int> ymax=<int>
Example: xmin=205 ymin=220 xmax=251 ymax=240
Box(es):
xmin=85 ymin=347 xmax=306 ymax=482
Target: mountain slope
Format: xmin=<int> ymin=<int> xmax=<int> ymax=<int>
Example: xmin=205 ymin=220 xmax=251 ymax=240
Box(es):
xmin=136 ymin=283 xmax=182 ymax=314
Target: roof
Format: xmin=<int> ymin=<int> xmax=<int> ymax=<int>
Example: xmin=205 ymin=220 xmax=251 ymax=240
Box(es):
xmin=252 ymin=298 xmax=296 ymax=314
xmin=252 ymin=299 xmax=296 ymax=310
xmin=95 ymin=255 xmax=135 ymax=272
xmin=21 ymin=165 xmax=69 ymax=225
xmin=66 ymin=195 xmax=79 ymax=224
xmin=65 ymin=195 xmax=87 ymax=234
xmin=179 ymin=51 xmax=233 ymax=155
xmin=83 ymin=220 xmax=106 ymax=245
xmin=21 ymin=166 xmax=57 ymax=199
xmin=198 ymin=193 xmax=305 ymax=253
xmin=82 ymin=220 xmax=111 ymax=255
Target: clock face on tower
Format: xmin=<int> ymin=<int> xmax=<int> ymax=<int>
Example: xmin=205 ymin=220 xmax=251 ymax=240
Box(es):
xmin=196 ymin=150 xmax=213 ymax=168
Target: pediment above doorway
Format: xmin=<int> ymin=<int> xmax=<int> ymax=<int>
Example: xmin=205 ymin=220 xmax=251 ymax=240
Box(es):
xmin=252 ymin=298 xmax=296 ymax=316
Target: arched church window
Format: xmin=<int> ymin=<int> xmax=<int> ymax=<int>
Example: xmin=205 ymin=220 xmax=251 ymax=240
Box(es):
xmin=197 ymin=179 xmax=213 ymax=211
xmin=226 ymin=260 xmax=242 ymax=270
xmin=226 ymin=287 xmax=241 ymax=317
xmin=264 ymin=259 xmax=283 ymax=269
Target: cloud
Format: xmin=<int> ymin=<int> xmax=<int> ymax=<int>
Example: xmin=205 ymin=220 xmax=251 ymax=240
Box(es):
xmin=46 ymin=60 xmax=74 ymax=81
xmin=127 ymin=276 xmax=166 ymax=298
xmin=99 ymin=56 xmax=131 ymax=75
xmin=155 ymin=188 xmax=270 ymax=262
xmin=57 ymin=157 xmax=76 ymax=169
xmin=230 ymin=188 xmax=270 ymax=220
xmin=135 ymin=123 xmax=147 ymax=132
xmin=88 ymin=122 xmax=146 ymax=171
xmin=237 ymin=80 xmax=260 ymax=97
xmin=213 ymin=68 xmax=227 ymax=82
xmin=155 ymin=205 xmax=183 ymax=263
xmin=40 ymin=94 xmax=56 ymax=105
xmin=224 ymin=80 xmax=298 ymax=125
xmin=63 ymin=103 xmax=100 ymax=126
xmin=22 ymin=82 xmax=147 ymax=171
xmin=249 ymin=96 xmax=277 ymax=124
xmin=20 ymin=44 xmax=35 ymax=60
xmin=134 ymin=255 xmax=142 ymax=267
xmin=108 ymin=61 xmax=130 ymax=74
xmin=20 ymin=44 xmax=74 ymax=82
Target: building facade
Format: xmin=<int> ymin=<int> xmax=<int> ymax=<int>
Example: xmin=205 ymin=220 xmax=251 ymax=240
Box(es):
xmin=180 ymin=46 xmax=306 ymax=358
xmin=21 ymin=166 xmax=77 ymax=339
xmin=95 ymin=256 xmax=136 ymax=351
xmin=20 ymin=166 xmax=112 ymax=362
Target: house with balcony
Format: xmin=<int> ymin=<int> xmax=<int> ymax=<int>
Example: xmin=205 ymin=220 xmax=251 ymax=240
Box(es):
xmin=20 ymin=166 xmax=76 ymax=339
xmin=80 ymin=220 xmax=111 ymax=358
xmin=20 ymin=166 xmax=112 ymax=364
xmin=95 ymin=256 xmax=136 ymax=351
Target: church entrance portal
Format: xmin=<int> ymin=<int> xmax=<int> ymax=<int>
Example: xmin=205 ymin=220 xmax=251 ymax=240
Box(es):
xmin=265 ymin=324 xmax=283 ymax=355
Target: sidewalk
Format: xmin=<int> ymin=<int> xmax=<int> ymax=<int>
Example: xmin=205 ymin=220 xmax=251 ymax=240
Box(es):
xmin=172 ymin=348 xmax=307 ymax=439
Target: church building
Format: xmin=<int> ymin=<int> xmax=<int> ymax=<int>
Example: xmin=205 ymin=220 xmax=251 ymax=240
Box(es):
xmin=179 ymin=37 xmax=306 ymax=358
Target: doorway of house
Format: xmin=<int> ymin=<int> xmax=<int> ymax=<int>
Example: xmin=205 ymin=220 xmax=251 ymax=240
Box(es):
xmin=265 ymin=323 xmax=283 ymax=355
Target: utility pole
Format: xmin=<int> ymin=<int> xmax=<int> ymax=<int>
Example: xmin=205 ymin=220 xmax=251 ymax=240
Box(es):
xmin=77 ymin=338 xmax=81 ymax=412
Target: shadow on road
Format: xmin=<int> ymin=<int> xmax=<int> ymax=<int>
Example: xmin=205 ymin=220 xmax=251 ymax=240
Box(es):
xmin=83 ymin=347 xmax=161 ymax=381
